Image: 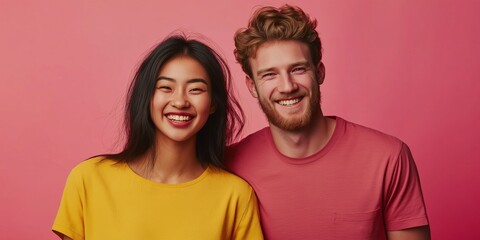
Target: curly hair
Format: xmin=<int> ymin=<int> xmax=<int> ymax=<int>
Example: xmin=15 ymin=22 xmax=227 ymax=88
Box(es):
xmin=234 ymin=5 xmax=324 ymax=80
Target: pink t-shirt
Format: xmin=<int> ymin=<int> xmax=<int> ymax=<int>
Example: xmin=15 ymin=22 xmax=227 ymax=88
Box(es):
xmin=227 ymin=117 xmax=429 ymax=239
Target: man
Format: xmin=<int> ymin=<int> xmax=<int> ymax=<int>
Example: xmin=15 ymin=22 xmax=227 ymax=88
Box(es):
xmin=227 ymin=5 xmax=430 ymax=239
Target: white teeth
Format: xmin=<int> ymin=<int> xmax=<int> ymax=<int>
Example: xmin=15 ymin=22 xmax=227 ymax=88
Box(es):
xmin=167 ymin=115 xmax=192 ymax=121
xmin=278 ymin=98 xmax=300 ymax=106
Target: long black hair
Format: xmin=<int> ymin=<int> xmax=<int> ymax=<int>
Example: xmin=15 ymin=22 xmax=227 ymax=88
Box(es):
xmin=104 ymin=34 xmax=244 ymax=169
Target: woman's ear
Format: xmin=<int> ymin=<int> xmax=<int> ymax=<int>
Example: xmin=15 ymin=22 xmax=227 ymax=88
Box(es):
xmin=210 ymin=104 xmax=216 ymax=114
xmin=245 ymin=75 xmax=258 ymax=98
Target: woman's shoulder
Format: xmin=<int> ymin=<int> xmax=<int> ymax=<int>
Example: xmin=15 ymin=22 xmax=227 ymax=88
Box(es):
xmin=71 ymin=156 xmax=114 ymax=170
xmin=206 ymin=167 xmax=254 ymax=193
xmin=67 ymin=156 xmax=120 ymax=180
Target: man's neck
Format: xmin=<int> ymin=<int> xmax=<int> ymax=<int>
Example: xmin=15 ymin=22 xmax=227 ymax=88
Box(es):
xmin=269 ymin=113 xmax=336 ymax=159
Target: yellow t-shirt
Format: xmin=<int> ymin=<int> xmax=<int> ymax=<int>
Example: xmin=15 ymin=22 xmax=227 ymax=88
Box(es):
xmin=52 ymin=157 xmax=263 ymax=240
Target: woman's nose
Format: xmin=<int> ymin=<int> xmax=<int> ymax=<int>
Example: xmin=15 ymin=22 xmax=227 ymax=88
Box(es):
xmin=170 ymin=91 xmax=190 ymax=108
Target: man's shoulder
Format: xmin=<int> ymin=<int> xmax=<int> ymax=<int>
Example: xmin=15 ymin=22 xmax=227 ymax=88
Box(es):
xmin=341 ymin=117 xmax=406 ymax=152
xmin=228 ymin=127 xmax=271 ymax=152
xmin=225 ymin=127 xmax=273 ymax=171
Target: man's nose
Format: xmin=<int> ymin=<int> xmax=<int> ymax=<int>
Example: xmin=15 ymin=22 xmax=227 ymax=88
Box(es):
xmin=277 ymin=73 xmax=298 ymax=93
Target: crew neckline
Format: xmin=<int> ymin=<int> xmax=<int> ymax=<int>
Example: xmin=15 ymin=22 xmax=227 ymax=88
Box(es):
xmin=124 ymin=163 xmax=211 ymax=188
xmin=266 ymin=116 xmax=345 ymax=165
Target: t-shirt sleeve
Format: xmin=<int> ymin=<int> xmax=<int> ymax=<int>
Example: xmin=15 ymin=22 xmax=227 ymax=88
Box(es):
xmin=52 ymin=166 xmax=85 ymax=240
xmin=383 ymin=143 xmax=429 ymax=231
xmin=232 ymin=187 xmax=264 ymax=240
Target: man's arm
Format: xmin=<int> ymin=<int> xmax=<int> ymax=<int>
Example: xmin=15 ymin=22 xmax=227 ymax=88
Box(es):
xmin=384 ymin=144 xmax=430 ymax=238
xmin=387 ymin=225 xmax=431 ymax=240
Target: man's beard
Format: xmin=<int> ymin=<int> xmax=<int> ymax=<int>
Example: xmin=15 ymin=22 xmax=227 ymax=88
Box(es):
xmin=257 ymin=86 xmax=320 ymax=131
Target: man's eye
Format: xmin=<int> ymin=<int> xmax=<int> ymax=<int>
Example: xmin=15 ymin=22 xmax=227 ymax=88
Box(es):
xmin=261 ymin=73 xmax=276 ymax=79
xmin=292 ymin=67 xmax=306 ymax=74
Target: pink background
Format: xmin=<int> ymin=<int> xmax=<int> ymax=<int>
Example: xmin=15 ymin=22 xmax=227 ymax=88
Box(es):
xmin=1 ymin=0 xmax=479 ymax=239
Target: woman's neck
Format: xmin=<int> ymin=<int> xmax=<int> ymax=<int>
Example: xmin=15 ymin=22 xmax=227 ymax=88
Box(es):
xmin=130 ymin=136 xmax=205 ymax=184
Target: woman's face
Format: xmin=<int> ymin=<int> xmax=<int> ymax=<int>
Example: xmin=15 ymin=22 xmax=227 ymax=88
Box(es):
xmin=150 ymin=55 xmax=214 ymax=143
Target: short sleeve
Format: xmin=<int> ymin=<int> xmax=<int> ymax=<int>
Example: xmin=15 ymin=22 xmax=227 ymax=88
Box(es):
xmin=232 ymin=188 xmax=264 ymax=240
xmin=52 ymin=166 xmax=85 ymax=240
xmin=383 ymin=143 xmax=429 ymax=230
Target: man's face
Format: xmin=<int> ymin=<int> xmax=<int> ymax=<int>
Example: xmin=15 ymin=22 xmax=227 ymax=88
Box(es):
xmin=247 ymin=40 xmax=322 ymax=131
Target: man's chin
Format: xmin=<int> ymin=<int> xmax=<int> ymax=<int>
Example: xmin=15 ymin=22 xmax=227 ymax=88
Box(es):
xmin=259 ymin=101 xmax=315 ymax=131
xmin=269 ymin=116 xmax=312 ymax=131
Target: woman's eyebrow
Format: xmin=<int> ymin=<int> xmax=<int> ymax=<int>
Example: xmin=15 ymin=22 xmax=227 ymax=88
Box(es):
xmin=156 ymin=76 xmax=174 ymax=81
xmin=186 ymin=78 xmax=208 ymax=85
xmin=156 ymin=76 xmax=208 ymax=85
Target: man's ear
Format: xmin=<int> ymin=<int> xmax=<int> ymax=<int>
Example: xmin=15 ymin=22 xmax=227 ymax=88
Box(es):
xmin=245 ymin=75 xmax=258 ymax=98
xmin=316 ymin=62 xmax=326 ymax=85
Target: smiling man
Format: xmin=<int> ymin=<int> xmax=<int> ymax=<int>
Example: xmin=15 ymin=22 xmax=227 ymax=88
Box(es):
xmin=226 ymin=5 xmax=430 ymax=240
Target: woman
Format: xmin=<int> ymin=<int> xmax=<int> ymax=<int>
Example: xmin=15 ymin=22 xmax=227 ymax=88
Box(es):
xmin=52 ymin=35 xmax=263 ymax=239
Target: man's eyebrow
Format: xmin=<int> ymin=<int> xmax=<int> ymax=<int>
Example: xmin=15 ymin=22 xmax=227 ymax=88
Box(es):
xmin=256 ymin=61 xmax=312 ymax=76
xmin=156 ymin=76 xmax=208 ymax=85
xmin=291 ymin=61 xmax=311 ymax=67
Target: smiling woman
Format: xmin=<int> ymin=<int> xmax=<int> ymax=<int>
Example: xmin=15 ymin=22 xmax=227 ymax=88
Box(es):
xmin=51 ymin=34 xmax=263 ymax=240
xmin=150 ymin=56 xmax=214 ymax=144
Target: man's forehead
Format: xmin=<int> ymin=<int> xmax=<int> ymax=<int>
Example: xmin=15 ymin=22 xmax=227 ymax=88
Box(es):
xmin=249 ymin=40 xmax=312 ymax=68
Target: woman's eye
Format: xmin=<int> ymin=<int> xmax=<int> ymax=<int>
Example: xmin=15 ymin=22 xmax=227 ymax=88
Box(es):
xmin=157 ymin=86 xmax=172 ymax=92
xmin=189 ymin=88 xmax=206 ymax=94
